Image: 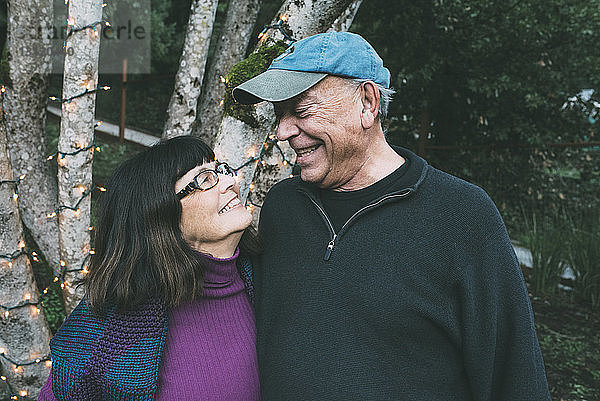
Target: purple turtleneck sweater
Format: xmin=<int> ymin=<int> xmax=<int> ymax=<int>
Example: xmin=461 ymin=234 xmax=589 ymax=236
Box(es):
xmin=38 ymin=249 xmax=259 ymax=400
xmin=156 ymin=249 xmax=259 ymax=400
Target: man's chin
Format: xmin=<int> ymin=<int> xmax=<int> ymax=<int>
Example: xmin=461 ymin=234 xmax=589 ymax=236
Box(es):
xmin=299 ymin=168 xmax=325 ymax=186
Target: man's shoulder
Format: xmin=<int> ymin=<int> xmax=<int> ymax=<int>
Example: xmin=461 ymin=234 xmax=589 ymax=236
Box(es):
xmin=424 ymin=166 xmax=493 ymax=207
xmin=263 ymin=176 xmax=305 ymax=204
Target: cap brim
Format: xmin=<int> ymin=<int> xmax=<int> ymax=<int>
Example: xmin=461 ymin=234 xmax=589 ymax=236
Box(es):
xmin=232 ymin=70 xmax=327 ymax=104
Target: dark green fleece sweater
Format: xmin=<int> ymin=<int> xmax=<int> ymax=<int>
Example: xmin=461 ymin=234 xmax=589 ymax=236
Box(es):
xmin=255 ymin=147 xmax=550 ymax=401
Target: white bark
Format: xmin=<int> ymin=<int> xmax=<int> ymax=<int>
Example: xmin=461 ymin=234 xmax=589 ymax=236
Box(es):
xmin=163 ymin=0 xmax=219 ymax=139
xmin=58 ymin=0 xmax=103 ymax=314
xmin=264 ymin=0 xmax=355 ymax=42
xmin=328 ymin=0 xmax=363 ymax=32
xmin=0 ymin=97 xmax=52 ymax=400
xmin=213 ymin=0 xmax=355 ymax=216
xmin=193 ymin=0 xmax=262 ymax=146
xmin=4 ymin=0 xmax=59 ymax=270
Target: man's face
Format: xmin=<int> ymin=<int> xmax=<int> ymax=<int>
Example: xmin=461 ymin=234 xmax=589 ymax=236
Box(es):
xmin=274 ymin=76 xmax=371 ymax=190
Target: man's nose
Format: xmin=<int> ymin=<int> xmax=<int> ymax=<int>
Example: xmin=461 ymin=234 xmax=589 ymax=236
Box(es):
xmin=276 ymin=115 xmax=299 ymax=141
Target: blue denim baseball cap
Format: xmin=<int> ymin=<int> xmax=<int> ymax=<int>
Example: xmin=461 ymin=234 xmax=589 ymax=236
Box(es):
xmin=233 ymin=32 xmax=391 ymax=104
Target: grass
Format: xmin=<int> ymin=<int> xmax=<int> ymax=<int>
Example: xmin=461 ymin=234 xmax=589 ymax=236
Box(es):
xmin=523 ymin=211 xmax=565 ymax=296
xmin=529 ymin=287 xmax=600 ymax=400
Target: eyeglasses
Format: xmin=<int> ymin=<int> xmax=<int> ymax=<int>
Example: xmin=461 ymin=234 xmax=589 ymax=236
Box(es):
xmin=176 ymin=162 xmax=236 ymax=200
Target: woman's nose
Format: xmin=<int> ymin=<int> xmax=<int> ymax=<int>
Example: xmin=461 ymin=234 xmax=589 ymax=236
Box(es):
xmin=218 ymin=173 xmax=237 ymax=192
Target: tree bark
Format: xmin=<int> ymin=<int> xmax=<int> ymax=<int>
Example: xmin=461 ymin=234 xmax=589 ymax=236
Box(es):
xmin=192 ymin=0 xmax=262 ymax=146
xmin=58 ymin=0 xmax=103 ymax=314
xmin=213 ymin=0 xmax=356 ymax=219
xmin=328 ymin=0 xmax=363 ymax=32
xmin=162 ymin=0 xmax=219 ymax=139
xmin=4 ymin=0 xmax=59 ymax=270
xmin=0 ymin=94 xmax=52 ymax=401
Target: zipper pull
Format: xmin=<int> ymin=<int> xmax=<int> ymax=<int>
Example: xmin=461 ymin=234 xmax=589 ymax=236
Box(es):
xmin=324 ymin=235 xmax=337 ymax=261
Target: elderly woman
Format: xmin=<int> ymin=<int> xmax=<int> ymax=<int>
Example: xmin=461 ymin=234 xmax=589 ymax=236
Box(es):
xmin=39 ymin=136 xmax=260 ymax=400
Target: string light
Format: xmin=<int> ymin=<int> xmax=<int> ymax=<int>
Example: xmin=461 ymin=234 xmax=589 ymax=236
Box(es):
xmin=45 ymin=185 xmax=106 ymax=219
xmin=63 ymin=19 xmax=111 ymax=50
xmin=0 ymin=347 xmax=51 ymax=400
xmin=0 ymin=249 xmax=26 ymax=269
xmin=1 ymin=174 xmax=26 ymax=203
xmin=257 ymin=14 xmax=296 ymax=43
xmin=48 ymin=85 xmax=111 ymax=104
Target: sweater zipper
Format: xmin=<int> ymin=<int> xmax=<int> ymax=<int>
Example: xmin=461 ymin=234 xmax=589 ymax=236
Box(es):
xmin=305 ymin=188 xmax=413 ymax=261
xmin=305 ymin=197 xmax=338 ymax=260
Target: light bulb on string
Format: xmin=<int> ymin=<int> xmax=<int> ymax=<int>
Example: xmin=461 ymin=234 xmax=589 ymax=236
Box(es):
xmin=247 ymin=146 xmax=257 ymax=158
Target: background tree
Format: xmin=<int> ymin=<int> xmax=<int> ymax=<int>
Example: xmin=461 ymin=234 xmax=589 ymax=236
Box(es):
xmin=193 ymin=0 xmax=262 ymax=145
xmin=57 ymin=0 xmax=104 ymax=313
xmin=0 ymin=93 xmax=52 ymax=401
xmin=351 ymin=0 xmax=600 ymax=229
xmin=162 ymin=0 xmax=219 ymax=138
xmin=4 ymin=0 xmax=59 ymax=270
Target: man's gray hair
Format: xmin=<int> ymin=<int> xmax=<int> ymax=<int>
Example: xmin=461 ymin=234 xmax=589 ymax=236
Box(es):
xmin=348 ymin=78 xmax=396 ymax=121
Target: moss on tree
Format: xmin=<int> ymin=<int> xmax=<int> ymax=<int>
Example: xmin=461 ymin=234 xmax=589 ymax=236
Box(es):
xmin=222 ymin=40 xmax=288 ymax=127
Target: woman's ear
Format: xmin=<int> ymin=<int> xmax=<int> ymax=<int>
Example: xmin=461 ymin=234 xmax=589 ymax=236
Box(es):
xmin=360 ymin=81 xmax=380 ymax=129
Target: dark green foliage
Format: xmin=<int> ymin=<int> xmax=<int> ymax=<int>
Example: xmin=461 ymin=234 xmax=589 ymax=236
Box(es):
xmin=0 ymin=44 xmax=10 ymax=88
xmin=351 ymin=0 xmax=600 ymax=234
xmin=565 ymin=208 xmax=600 ymax=307
xmin=523 ymin=211 xmax=565 ymax=296
xmin=222 ymin=40 xmax=288 ymax=127
xmin=150 ymin=0 xmax=193 ymax=73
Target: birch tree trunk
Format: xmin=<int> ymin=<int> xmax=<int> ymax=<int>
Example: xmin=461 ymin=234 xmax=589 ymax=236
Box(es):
xmin=192 ymin=0 xmax=262 ymax=146
xmin=162 ymin=0 xmax=219 ymax=139
xmin=0 ymin=95 xmax=52 ymax=401
xmin=58 ymin=0 xmax=103 ymax=314
xmin=4 ymin=0 xmax=59 ymax=270
xmin=328 ymin=0 xmax=363 ymax=32
xmin=213 ymin=0 xmax=356 ymax=218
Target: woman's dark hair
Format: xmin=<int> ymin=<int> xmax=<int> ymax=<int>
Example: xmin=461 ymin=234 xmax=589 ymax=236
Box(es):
xmin=85 ymin=136 xmax=260 ymax=314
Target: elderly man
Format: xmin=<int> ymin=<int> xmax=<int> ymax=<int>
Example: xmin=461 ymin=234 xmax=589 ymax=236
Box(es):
xmin=233 ymin=32 xmax=550 ymax=400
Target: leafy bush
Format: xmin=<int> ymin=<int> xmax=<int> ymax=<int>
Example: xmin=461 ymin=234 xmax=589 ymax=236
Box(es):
xmin=523 ymin=211 xmax=565 ymax=296
xmin=566 ymin=208 xmax=600 ymax=308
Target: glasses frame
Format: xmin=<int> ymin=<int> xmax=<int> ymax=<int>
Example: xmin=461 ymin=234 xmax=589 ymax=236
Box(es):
xmin=176 ymin=162 xmax=235 ymax=200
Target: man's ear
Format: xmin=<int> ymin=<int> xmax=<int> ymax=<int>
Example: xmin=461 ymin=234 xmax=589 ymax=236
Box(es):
xmin=360 ymin=81 xmax=380 ymax=129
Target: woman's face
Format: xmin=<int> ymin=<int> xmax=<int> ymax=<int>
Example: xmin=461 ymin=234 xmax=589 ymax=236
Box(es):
xmin=176 ymin=161 xmax=252 ymax=256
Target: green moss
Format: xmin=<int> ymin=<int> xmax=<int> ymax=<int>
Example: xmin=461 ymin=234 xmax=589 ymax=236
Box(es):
xmin=222 ymin=40 xmax=288 ymax=127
